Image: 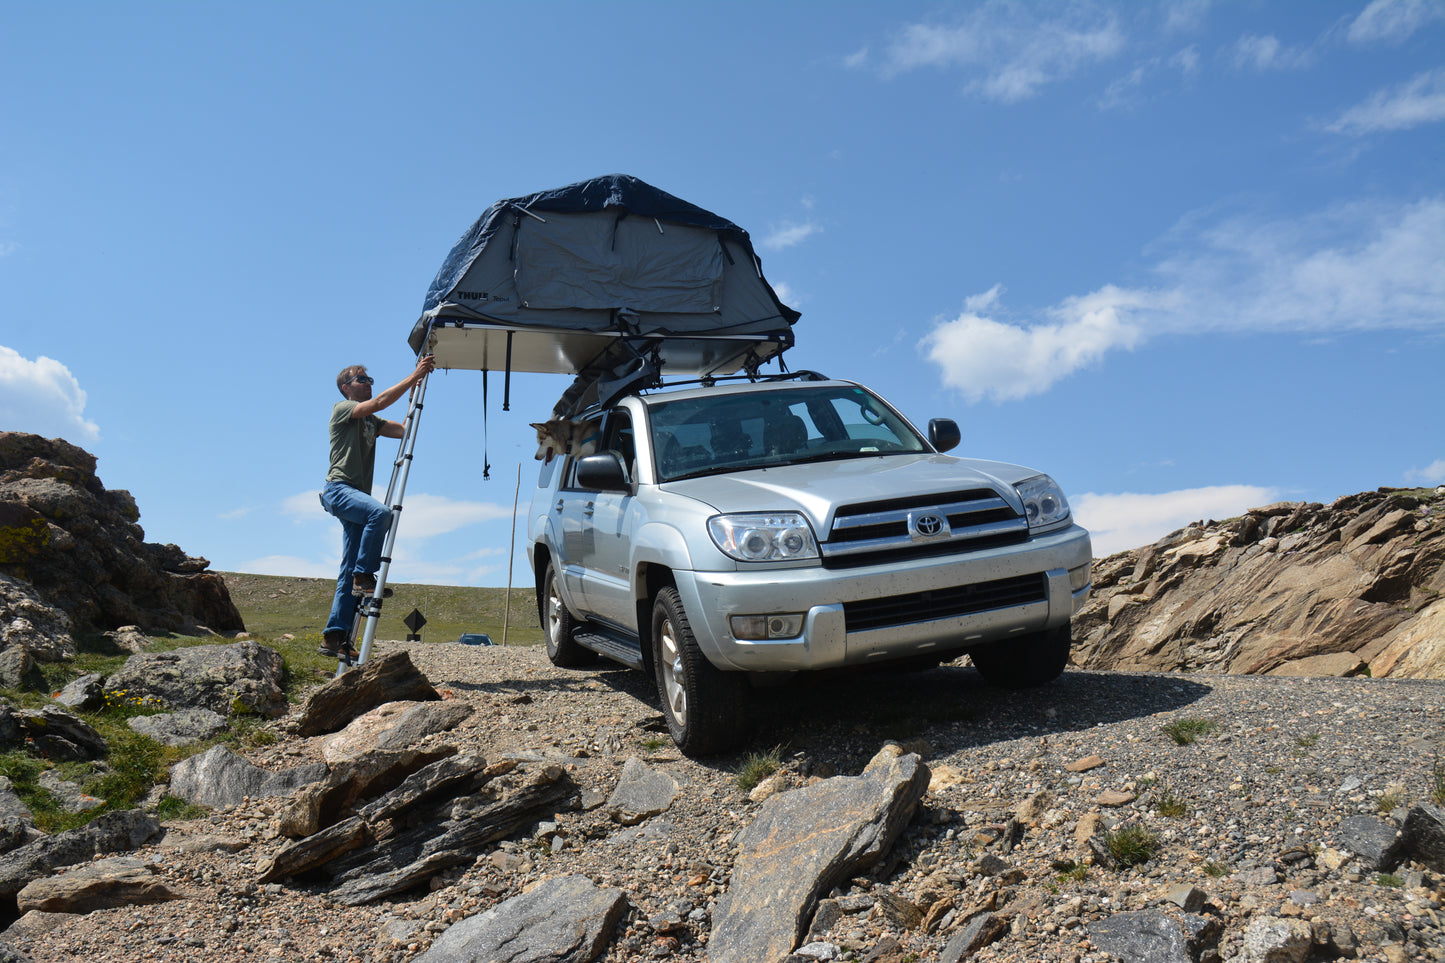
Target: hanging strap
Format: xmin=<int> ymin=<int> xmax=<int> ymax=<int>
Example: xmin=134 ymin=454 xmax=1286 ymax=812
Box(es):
xmin=481 ymin=369 xmax=491 ymax=480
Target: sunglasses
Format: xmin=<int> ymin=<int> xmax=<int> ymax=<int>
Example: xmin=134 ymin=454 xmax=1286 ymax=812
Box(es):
xmin=347 ymin=375 xmax=375 ymax=385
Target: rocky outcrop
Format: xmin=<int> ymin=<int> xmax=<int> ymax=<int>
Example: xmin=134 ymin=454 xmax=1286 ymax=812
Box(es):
xmin=102 ymin=641 xmax=287 ymax=718
xmin=0 ymin=432 xmax=242 ymax=638
xmin=1074 ymin=487 xmax=1445 ymax=678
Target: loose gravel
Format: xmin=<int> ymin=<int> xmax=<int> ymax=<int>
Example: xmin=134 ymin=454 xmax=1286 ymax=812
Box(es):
xmin=6 ymin=640 xmax=1442 ymax=963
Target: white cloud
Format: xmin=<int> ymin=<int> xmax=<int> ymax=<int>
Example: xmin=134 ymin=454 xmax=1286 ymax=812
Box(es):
xmin=0 ymin=345 xmax=100 ymax=442
xmin=762 ymin=221 xmax=821 ymax=251
xmin=1162 ymin=0 xmax=1211 ymax=35
xmin=1405 ymin=459 xmax=1445 ymax=486
xmin=1170 ymin=45 xmax=1201 ymax=76
xmin=881 ymin=3 xmax=1125 ymax=102
xmin=397 ymin=493 xmax=514 ymax=538
xmin=238 ymin=554 xmax=338 ymax=579
xmin=843 ymin=46 xmax=869 ymax=70
xmin=280 ymin=489 xmax=511 ymax=538
xmin=771 ymin=281 xmax=800 ymax=308
xmin=1326 ymin=68 xmax=1445 ymax=135
xmin=921 ymin=196 xmax=1445 ymax=402
xmin=1230 ymin=33 xmax=1313 ymax=71
xmin=1348 ymin=0 xmax=1445 ymax=44
xmin=1073 ymin=484 xmax=1279 ymax=557
xmin=921 ymin=285 xmax=1150 ymax=402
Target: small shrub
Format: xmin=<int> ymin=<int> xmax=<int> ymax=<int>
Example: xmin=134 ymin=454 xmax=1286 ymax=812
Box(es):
xmin=1161 ymin=718 xmax=1217 ymax=746
xmin=1154 ymin=783 xmax=1188 ymax=819
xmin=1375 ymin=790 xmax=1404 ymax=814
xmin=1430 ymin=757 xmax=1445 ymax=806
xmin=153 ymin=795 xmax=208 ymax=821
xmin=1376 ymin=873 xmax=1404 ymax=888
xmin=1203 ymin=860 xmax=1228 ymax=878
xmin=735 ymin=746 xmax=783 ymax=793
xmin=1055 ymin=862 xmax=1088 ymax=882
xmin=1295 ymin=733 xmax=1319 ymax=748
xmin=1104 ymin=825 xmax=1160 ymax=867
xmin=640 ymin=736 xmax=668 ymax=752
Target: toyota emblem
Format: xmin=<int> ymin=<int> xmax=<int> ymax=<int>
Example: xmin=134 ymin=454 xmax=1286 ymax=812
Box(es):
xmin=911 ymin=512 xmax=949 ymax=539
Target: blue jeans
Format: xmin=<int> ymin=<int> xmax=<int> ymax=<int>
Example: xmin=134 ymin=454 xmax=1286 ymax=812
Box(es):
xmin=320 ymin=481 xmax=392 ymax=636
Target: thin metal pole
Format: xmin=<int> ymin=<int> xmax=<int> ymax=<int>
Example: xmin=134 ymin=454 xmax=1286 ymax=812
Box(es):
xmin=503 ymin=463 xmax=520 ymax=646
xmin=347 ymin=368 xmax=430 ymax=673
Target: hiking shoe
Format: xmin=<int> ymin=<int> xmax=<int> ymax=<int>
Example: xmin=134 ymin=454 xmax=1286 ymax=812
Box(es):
xmin=351 ymin=573 xmax=394 ymax=598
xmin=318 ymin=630 xmax=358 ymax=663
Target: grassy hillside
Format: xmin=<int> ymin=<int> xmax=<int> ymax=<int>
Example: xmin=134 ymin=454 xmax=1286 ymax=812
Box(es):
xmin=218 ymin=572 xmax=543 ymax=646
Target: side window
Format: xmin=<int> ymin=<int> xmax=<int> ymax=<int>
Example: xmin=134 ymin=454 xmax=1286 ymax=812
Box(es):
xmin=561 ymin=411 xmax=632 ymax=491
xmin=600 ymin=411 xmax=635 ymax=480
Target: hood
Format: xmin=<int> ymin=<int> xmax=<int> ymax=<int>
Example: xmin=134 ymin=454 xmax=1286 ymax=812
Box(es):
xmin=661 ymin=453 xmax=1038 ymax=527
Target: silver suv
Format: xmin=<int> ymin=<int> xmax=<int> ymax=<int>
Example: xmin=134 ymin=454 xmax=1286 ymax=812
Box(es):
xmin=528 ymin=373 xmax=1092 ymax=755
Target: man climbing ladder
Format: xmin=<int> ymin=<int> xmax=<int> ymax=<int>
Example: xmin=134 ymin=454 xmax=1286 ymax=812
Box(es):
xmin=319 ymin=354 xmax=435 ymax=662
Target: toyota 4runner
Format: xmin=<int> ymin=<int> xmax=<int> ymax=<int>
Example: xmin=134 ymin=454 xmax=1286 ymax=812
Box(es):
xmin=528 ymin=372 xmax=1092 ymax=756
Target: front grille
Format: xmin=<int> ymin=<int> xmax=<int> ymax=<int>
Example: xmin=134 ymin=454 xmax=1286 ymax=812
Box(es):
xmin=821 ymin=488 xmax=1026 ymax=569
xmin=843 ymin=573 xmax=1047 ymax=632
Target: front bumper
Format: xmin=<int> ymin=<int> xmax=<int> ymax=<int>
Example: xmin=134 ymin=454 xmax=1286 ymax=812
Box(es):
xmin=673 ymin=524 xmax=1092 ymax=671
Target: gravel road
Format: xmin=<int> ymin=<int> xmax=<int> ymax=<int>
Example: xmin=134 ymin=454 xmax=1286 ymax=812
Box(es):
xmin=5 ymin=640 xmax=1442 ymax=963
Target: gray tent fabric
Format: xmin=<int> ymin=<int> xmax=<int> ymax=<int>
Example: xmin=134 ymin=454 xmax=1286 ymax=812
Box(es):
xmin=410 ymin=174 xmax=798 ymax=378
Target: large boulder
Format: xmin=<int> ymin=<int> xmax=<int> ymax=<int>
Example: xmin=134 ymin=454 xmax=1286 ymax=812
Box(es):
xmin=709 ymin=745 xmax=930 ymax=963
xmin=0 ymin=432 xmax=243 ymax=636
xmin=167 ymin=746 xmax=328 ymax=810
xmin=103 ymin=641 xmax=286 ymax=718
xmin=292 ymin=651 xmax=440 ymax=736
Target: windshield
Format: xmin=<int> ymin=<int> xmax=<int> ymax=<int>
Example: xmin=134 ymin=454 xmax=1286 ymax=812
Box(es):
xmin=647 ymin=384 xmax=929 ymax=482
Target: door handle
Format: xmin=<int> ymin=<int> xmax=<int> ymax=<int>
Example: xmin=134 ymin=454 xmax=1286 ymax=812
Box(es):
xmin=583 ymin=501 xmax=595 ymax=516
xmin=554 ymin=499 xmax=564 ymax=513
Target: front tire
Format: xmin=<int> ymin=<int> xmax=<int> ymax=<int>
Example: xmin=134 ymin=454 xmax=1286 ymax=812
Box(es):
xmin=652 ymin=587 xmax=749 ymax=757
xmin=542 ymin=563 xmax=597 ymax=668
xmin=968 ymin=624 xmax=1071 ymax=689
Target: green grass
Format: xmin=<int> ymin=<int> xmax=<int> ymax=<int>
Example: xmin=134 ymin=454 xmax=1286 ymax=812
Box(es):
xmin=735 ymin=746 xmax=783 ymax=793
xmin=1104 ymin=825 xmax=1160 ymax=867
xmin=1376 ymin=873 xmax=1404 ymax=888
xmin=1203 ymin=860 xmax=1228 ymax=878
xmin=219 ymin=571 xmax=543 ymax=646
xmin=1376 ymin=790 xmax=1404 ymax=814
xmin=1161 ymin=717 xmax=1217 ymax=746
xmin=1153 ymin=783 xmax=1189 ymax=818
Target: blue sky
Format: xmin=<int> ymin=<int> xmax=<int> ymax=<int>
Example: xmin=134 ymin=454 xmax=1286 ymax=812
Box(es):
xmin=2 ymin=0 xmax=1442 ymax=589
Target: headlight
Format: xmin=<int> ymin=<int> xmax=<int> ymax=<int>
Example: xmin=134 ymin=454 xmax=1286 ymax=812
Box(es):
xmin=1015 ymin=475 xmax=1071 ymax=533
xmin=708 ymin=513 xmax=819 ymax=562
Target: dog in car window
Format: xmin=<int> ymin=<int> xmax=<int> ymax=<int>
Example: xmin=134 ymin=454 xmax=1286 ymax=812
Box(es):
xmin=530 ymin=419 xmax=600 ymax=463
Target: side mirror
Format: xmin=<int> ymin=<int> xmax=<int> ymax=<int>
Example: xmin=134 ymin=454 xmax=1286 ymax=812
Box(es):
xmin=928 ymin=418 xmax=961 ymax=453
xmin=575 ymin=452 xmax=631 ymax=493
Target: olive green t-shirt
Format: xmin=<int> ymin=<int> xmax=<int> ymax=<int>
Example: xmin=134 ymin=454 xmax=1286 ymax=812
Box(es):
xmin=327 ymin=400 xmax=384 ymax=492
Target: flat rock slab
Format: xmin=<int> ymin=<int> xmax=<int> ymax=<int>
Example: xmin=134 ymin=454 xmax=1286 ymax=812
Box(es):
xmin=414 ymin=874 xmax=625 ymax=963
xmin=322 ymin=700 xmax=473 ymax=764
xmin=709 ymin=745 xmax=929 ymax=963
xmin=0 ymin=810 xmax=160 ymax=899
xmin=126 ymin=708 xmax=227 ymax=747
xmin=16 ymin=856 xmax=181 ymax=914
xmin=168 ymin=745 xmax=328 ymax=810
xmin=605 ymin=757 xmax=679 ymax=825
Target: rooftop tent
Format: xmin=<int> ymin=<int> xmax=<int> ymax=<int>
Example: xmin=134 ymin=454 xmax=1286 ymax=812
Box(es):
xmin=408 ymin=174 xmax=799 ymax=384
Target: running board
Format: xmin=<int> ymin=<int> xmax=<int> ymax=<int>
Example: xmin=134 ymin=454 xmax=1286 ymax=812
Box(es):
xmin=573 ymin=627 xmax=646 ymax=670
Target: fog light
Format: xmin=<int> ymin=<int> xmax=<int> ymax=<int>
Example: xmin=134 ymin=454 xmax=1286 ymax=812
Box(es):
xmin=730 ymin=614 xmax=805 ymax=640
xmin=1069 ymin=562 xmax=1092 ymax=592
